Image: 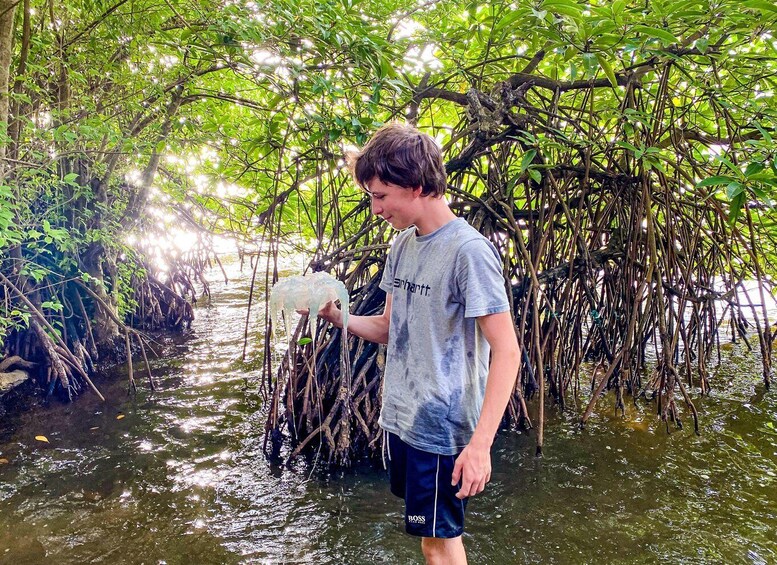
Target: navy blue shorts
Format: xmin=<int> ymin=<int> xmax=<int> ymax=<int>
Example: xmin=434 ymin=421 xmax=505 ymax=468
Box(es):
xmin=385 ymin=432 xmax=468 ymax=538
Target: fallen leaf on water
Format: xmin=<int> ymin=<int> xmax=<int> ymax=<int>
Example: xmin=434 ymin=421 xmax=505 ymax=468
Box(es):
xmin=116 ymin=414 xmax=125 ymax=420
xmin=0 ymin=458 xmax=9 ymax=464
xmin=35 ymin=435 xmax=49 ymax=443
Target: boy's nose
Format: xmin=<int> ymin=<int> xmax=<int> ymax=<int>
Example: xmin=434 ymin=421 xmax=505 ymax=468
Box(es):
xmin=371 ymin=200 xmax=382 ymax=216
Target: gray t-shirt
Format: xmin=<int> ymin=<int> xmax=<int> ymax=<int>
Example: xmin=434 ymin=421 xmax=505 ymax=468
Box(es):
xmin=378 ymin=218 xmax=510 ymax=455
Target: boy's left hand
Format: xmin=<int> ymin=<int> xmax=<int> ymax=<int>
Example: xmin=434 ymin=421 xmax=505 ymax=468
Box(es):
xmin=451 ymin=442 xmax=491 ymax=499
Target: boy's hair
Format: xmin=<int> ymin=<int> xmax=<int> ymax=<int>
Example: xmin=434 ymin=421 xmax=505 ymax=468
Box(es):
xmin=349 ymin=123 xmax=447 ymax=197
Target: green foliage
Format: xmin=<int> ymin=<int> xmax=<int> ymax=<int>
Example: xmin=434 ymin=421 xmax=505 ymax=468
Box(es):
xmin=0 ymin=308 xmax=30 ymax=344
xmin=0 ymin=185 xmax=22 ymax=250
xmin=2 ymin=0 xmax=777 ymax=331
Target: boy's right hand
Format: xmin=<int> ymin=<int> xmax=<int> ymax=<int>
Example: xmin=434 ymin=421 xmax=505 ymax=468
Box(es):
xmin=317 ymin=301 xmax=344 ymax=328
xmin=296 ymin=301 xmax=344 ymax=328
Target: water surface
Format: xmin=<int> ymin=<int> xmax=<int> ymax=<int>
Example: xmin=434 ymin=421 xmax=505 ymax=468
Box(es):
xmin=1 ymin=266 xmax=776 ymax=564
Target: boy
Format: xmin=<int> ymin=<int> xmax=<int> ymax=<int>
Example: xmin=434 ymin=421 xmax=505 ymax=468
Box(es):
xmin=316 ymin=123 xmax=520 ymax=564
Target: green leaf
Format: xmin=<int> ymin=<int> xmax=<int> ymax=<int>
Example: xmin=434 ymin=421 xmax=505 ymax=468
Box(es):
xmin=297 ymin=337 xmax=313 ymax=345
xmin=743 ymin=0 xmax=777 ymax=13
xmin=726 ymin=181 xmax=744 ymax=199
xmin=541 ymin=0 xmax=583 ymax=18
xmin=520 ymin=150 xmax=537 ymax=172
xmin=753 ymin=121 xmax=773 ymax=144
xmin=506 ymin=172 xmax=522 ymax=194
xmin=696 ymin=175 xmax=735 ymax=187
xmin=497 ymin=9 xmax=528 ymax=30
xmin=529 ymin=169 xmax=543 ymax=184
xmin=594 ymin=34 xmax=623 ymax=48
xmin=744 ymin=162 xmax=765 ymax=178
xmin=747 ymin=173 xmax=777 ymax=183
xmin=41 ymin=301 xmax=64 ymax=312
xmin=751 ymin=186 xmax=772 ymax=203
xmin=633 ymin=25 xmax=679 ymax=45
xmin=595 ymin=54 xmax=618 ymax=88
xmin=28 ymin=269 xmax=47 ymax=283
xmin=720 ymin=157 xmax=741 ymax=176
xmin=728 ymin=191 xmax=746 ymax=225
xmin=616 ymin=141 xmax=640 ymax=153
xmin=542 ymin=0 xmax=582 ymax=8
xmin=582 ymin=52 xmax=599 ymax=76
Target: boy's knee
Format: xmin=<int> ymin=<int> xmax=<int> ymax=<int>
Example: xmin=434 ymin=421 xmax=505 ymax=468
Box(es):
xmin=421 ymin=536 xmax=465 ymax=565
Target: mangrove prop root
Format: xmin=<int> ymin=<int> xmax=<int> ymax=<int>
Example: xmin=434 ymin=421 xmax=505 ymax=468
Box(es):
xmin=260 ymin=68 xmax=773 ymax=466
xmin=0 ymin=247 xmax=194 ymax=402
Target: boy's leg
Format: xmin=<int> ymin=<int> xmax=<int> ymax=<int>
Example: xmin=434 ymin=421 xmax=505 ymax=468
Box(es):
xmin=421 ymin=536 xmax=467 ymax=565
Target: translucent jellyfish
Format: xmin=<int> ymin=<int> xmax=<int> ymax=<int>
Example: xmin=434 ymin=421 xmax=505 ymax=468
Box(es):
xmin=269 ymin=271 xmax=349 ymax=343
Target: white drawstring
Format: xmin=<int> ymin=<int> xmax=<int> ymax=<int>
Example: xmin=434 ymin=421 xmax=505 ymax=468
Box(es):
xmin=382 ymin=430 xmax=388 ymax=470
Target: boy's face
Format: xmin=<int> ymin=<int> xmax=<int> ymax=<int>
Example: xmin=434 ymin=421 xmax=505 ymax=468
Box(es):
xmin=366 ymin=177 xmax=423 ymax=230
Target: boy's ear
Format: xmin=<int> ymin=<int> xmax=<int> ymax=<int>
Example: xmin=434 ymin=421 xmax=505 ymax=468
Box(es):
xmin=411 ymin=185 xmax=423 ymax=197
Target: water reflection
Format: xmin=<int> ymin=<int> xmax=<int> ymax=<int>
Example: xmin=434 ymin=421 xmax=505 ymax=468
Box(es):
xmin=0 ymin=262 xmax=776 ymax=563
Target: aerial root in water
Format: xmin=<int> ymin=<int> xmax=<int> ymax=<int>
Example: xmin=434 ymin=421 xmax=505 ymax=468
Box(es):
xmin=0 ymin=257 xmax=194 ymax=403
xmin=264 ymin=276 xmax=382 ymax=467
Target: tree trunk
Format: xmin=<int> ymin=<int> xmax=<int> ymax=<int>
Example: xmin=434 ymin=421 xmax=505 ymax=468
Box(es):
xmin=82 ymin=242 xmax=120 ymax=347
xmin=0 ymin=0 xmax=17 ymax=173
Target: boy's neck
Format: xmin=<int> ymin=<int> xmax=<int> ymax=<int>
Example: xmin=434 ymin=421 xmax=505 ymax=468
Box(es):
xmin=413 ymin=197 xmax=458 ymax=236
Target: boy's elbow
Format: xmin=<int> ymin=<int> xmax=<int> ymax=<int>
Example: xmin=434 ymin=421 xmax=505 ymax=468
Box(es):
xmin=381 ymin=323 xmax=391 ymax=344
xmin=381 ymin=315 xmax=391 ymax=344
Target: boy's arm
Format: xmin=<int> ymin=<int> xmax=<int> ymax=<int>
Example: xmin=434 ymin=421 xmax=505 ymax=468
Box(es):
xmin=317 ymin=293 xmax=392 ymax=345
xmin=451 ymin=310 xmax=520 ymax=499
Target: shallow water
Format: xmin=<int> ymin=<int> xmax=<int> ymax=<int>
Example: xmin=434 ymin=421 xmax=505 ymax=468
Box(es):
xmin=1 ymin=265 xmax=776 ymax=564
